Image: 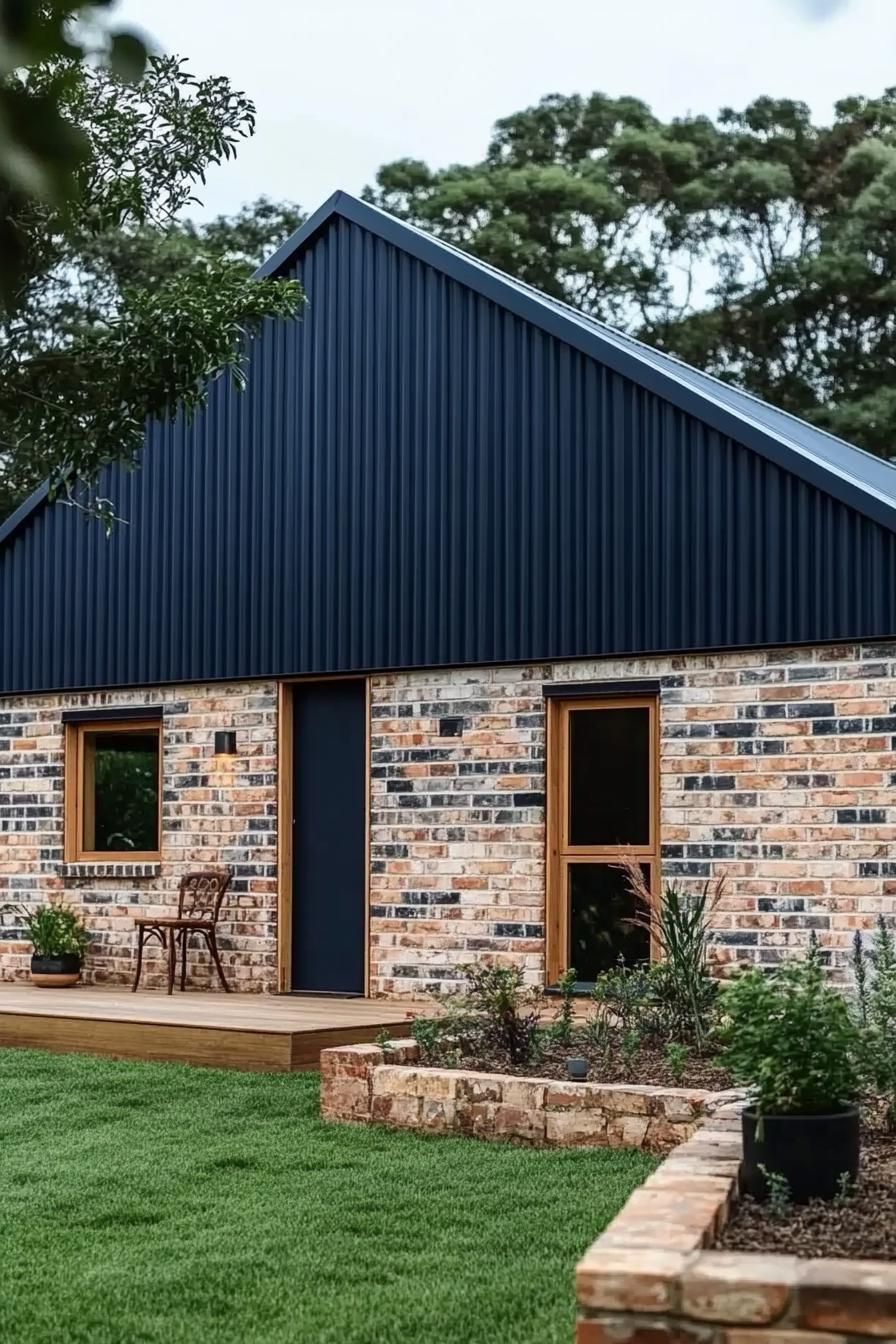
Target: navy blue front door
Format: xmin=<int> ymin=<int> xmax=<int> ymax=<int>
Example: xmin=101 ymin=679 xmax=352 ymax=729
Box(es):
xmin=291 ymin=680 xmax=366 ymax=994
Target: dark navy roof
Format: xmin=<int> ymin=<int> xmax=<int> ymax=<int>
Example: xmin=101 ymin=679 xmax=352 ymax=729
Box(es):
xmin=264 ymin=193 xmax=896 ymax=531
xmin=3 ymin=189 xmax=896 ymax=695
xmin=4 ymin=188 xmax=896 ymax=549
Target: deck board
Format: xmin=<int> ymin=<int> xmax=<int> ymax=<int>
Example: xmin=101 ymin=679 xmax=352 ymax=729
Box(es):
xmin=0 ymin=985 xmax=423 ymax=1071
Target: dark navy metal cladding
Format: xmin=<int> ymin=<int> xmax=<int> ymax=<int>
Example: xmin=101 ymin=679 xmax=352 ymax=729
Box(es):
xmin=3 ymin=201 xmax=896 ymax=693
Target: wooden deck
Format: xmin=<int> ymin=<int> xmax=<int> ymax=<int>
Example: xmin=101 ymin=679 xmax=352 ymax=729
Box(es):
xmin=0 ymin=985 xmax=424 ymax=1072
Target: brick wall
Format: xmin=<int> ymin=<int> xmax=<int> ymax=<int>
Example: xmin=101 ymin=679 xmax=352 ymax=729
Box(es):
xmin=0 ymin=682 xmax=278 ymax=990
xmin=3 ymin=639 xmax=894 ymax=999
xmin=369 ymin=642 xmax=896 ymax=996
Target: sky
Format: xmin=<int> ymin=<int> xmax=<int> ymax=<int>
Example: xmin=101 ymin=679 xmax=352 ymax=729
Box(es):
xmin=117 ymin=0 xmax=896 ymax=222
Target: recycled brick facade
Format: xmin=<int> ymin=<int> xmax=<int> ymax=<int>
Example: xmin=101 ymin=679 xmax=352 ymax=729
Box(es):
xmin=369 ymin=641 xmax=896 ymax=996
xmin=2 ymin=639 xmax=895 ymax=997
xmin=0 ymin=682 xmax=278 ymax=990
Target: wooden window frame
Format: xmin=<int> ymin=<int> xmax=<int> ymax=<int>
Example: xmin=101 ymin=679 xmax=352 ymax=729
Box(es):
xmin=546 ymin=694 xmax=660 ymax=984
xmin=64 ymin=719 xmax=162 ymax=862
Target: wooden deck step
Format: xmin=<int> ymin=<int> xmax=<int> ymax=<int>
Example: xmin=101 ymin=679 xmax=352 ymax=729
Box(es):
xmin=0 ymin=985 xmax=423 ymax=1072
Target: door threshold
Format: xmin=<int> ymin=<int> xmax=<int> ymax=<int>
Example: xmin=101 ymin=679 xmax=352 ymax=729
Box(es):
xmin=286 ymin=990 xmax=365 ymax=999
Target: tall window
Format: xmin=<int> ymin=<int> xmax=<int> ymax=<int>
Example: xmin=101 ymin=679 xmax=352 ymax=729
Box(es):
xmin=64 ymin=721 xmax=161 ymax=860
xmin=546 ymin=695 xmax=658 ymax=985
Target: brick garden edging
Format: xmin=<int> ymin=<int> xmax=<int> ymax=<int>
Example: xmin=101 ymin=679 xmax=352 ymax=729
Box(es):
xmin=320 ymin=1040 xmax=742 ymax=1153
xmin=575 ymin=1107 xmax=896 ymax=1342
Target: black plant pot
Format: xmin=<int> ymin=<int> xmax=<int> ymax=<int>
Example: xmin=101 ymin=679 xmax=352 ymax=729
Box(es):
xmin=30 ymin=953 xmax=82 ymax=988
xmin=741 ymin=1105 xmax=860 ymax=1204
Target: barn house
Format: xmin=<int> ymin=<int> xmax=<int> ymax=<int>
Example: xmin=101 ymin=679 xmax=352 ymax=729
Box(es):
xmin=3 ymin=190 xmax=896 ymax=998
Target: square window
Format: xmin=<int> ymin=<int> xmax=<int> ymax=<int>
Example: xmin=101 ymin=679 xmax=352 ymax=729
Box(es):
xmin=65 ymin=721 xmax=161 ymax=860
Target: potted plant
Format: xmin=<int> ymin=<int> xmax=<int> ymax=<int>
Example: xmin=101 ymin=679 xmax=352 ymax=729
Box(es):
xmin=718 ymin=943 xmax=861 ymax=1202
xmin=2 ymin=903 xmax=89 ymax=987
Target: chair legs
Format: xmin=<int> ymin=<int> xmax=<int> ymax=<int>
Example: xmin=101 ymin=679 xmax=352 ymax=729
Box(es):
xmin=132 ymin=930 xmax=167 ymax=994
xmin=133 ymin=924 xmax=230 ymax=993
xmin=167 ymin=928 xmax=176 ymax=995
xmin=132 ymin=925 xmax=146 ymax=992
xmin=180 ymin=929 xmax=189 ymax=993
xmin=202 ymin=929 xmax=231 ymax=993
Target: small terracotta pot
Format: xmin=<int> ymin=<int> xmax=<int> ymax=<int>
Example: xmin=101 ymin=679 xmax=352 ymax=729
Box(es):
xmin=30 ymin=953 xmax=81 ymax=988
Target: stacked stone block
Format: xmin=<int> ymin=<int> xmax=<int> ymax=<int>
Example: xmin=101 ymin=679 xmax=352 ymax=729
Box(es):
xmin=320 ymin=1040 xmax=721 ymax=1152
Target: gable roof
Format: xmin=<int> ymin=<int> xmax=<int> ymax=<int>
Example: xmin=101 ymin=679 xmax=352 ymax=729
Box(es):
xmin=4 ymin=187 xmax=896 ymax=695
xmin=3 ymin=189 xmax=896 ymax=550
xmin=263 ymin=192 xmax=896 ymax=531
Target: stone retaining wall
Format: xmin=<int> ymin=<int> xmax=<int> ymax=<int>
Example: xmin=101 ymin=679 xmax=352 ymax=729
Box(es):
xmin=575 ymin=1109 xmax=896 ymax=1341
xmin=320 ymin=1040 xmax=740 ymax=1153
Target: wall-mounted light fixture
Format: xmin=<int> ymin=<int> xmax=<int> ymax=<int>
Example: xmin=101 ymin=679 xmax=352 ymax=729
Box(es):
xmin=214 ymin=730 xmax=237 ymax=757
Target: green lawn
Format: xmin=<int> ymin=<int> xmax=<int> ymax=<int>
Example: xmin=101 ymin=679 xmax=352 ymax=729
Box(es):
xmin=0 ymin=1049 xmax=655 ymax=1344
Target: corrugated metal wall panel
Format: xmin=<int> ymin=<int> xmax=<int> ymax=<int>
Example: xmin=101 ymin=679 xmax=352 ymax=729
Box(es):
xmin=3 ymin=216 xmax=896 ymax=694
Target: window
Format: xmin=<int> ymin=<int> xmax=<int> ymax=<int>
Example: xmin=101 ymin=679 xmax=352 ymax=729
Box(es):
xmin=546 ymin=696 xmax=658 ymax=985
xmin=64 ymin=721 xmax=161 ymax=860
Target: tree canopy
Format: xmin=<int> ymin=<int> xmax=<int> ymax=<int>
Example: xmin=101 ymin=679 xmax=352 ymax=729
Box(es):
xmin=365 ymin=90 xmax=896 ymax=458
xmin=0 ymin=55 xmax=302 ymax=524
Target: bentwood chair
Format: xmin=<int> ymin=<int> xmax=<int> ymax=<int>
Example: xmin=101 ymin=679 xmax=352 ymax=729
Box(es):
xmin=132 ymin=870 xmax=233 ymax=994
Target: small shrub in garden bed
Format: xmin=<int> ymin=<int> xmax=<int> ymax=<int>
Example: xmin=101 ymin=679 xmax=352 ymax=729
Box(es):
xmin=717 ymin=921 xmax=896 ymax=1256
xmin=411 ymin=870 xmax=732 ymax=1090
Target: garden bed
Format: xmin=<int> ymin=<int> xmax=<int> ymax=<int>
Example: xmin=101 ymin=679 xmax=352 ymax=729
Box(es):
xmin=575 ymin=1107 xmax=896 ymax=1343
xmin=425 ymin=1031 xmax=732 ymax=1092
xmin=718 ymin=1103 xmax=896 ymax=1262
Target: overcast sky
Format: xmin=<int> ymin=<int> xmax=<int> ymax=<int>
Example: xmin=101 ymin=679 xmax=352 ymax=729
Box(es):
xmin=118 ymin=0 xmax=895 ymax=221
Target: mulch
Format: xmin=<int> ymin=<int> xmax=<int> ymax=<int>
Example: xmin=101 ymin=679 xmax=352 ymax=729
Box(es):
xmin=423 ymin=1032 xmax=733 ymax=1091
xmin=718 ymin=1103 xmax=896 ymax=1262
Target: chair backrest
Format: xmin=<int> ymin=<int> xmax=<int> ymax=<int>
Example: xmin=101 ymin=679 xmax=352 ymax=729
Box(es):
xmin=176 ymin=870 xmax=232 ymax=922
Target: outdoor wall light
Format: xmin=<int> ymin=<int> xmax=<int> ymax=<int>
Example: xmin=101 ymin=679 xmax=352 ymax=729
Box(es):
xmin=566 ymin=1057 xmax=589 ymax=1081
xmin=214 ymin=730 xmax=237 ymax=757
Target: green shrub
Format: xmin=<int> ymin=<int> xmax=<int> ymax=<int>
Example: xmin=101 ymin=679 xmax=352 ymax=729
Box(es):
xmin=589 ymin=959 xmax=663 ymax=1039
xmin=462 ymin=963 xmax=542 ymax=1066
xmin=858 ymin=916 xmax=896 ymax=1130
xmin=664 ymin=1041 xmax=690 ymax=1084
xmin=550 ymin=967 xmax=578 ymax=1046
xmin=1 ymin=902 xmax=89 ymax=959
xmin=620 ymin=859 xmax=720 ymax=1047
xmin=717 ymin=944 xmax=860 ymax=1116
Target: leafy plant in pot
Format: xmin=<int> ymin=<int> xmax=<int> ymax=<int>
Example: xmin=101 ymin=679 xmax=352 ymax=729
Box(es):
xmin=2 ymin=903 xmax=89 ymax=987
xmin=718 ymin=942 xmax=861 ymax=1203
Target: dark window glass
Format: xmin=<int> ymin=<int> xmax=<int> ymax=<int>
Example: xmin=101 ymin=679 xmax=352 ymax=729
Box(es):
xmin=568 ymin=707 xmax=650 ymax=846
xmin=568 ymin=863 xmax=650 ymax=981
xmin=85 ymin=730 xmax=159 ymax=853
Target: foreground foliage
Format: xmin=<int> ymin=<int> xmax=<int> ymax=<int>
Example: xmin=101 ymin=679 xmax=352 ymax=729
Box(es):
xmin=0 ymin=1049 xmax=653 ymax=1344
xmin=0 ymin=54 xmax=302 ymax=524
xmin=0 ymin=2 xmax=149 ymax=297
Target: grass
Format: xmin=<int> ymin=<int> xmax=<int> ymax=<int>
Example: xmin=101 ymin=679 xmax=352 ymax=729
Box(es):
xmin=0 ymin=1049 xmax=655 ymax=1344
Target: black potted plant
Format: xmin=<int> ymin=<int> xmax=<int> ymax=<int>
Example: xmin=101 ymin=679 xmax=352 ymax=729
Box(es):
xmin=2 ymin=903 xmax=89 ymax=987
xmin=718 ymin=943 xmax=861 ymax=1203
